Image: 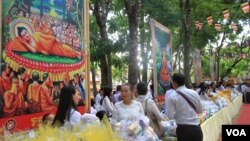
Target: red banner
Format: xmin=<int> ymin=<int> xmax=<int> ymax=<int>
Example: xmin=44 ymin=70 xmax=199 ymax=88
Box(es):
xmin=0 ymin=106 xmax=85 ymax=135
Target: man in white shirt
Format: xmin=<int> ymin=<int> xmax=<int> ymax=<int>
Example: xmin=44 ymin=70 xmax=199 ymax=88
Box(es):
xmin=166 ymin=73 xmax=203 ymax=141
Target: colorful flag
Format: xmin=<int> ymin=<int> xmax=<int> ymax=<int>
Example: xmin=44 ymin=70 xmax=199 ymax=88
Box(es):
xmin=223 ymin=9 xmax=230 ymax=20
xmin=215 ymin=23 xmax=221 ymax=31
xmin=231 ymin=53 xmax=235 ymax=58
xmin=195 ymin=21 xmax=203 ymax=30
xmin=245 ymin=39 xmax=250 ymax=47
xmin=207 ymin=16 xmax=213 ymax=25
xmin=195 ymin=21 xmax=200 ymax=29
xmin=223 ymin=53 xmax=227 ymax=59
xmin=150 ymin=19 xmax=172 ymax=98
xmin=198 ymin=22 xmax=203 ymax=30
xmin=241 ymin=2 xmax=249 ymax=14
xmin=231 ymin=23 xmax=238 ymax=31
xmin=242 ymin=53 xmax=247 ymax=59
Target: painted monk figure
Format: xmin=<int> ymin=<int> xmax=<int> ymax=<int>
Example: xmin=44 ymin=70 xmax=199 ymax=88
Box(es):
xmin=160 ymin=48 xmax=170 ymax=82
xmin=40 ymin=73 xmax=57 ymax=114
xmin=27 ymin=72 xmax=41 ymax=113
xmin=3 ymin=76 xmax=28 ymax=117
xmin=17 ymin=67 xmax=30 ymax=96
xmin=7 ymin=26 xmax=81 ymax=59
xmin=0 ymin=64 xmax=12 ymax=95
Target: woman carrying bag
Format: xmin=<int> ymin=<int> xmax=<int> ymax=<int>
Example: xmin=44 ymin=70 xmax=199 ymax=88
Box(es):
xmin=135 ymin=82 xmax=165 ymax=138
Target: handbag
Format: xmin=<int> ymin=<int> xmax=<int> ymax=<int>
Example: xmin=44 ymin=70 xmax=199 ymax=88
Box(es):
xmin=145 ymin=99 xmax=165 ymax=138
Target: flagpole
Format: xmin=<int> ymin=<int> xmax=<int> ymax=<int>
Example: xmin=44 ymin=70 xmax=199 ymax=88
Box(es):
xmin=84 ymin=0 xmax=91 ymax=113
xmin=0 ymin=0 xmax=2 ymax=72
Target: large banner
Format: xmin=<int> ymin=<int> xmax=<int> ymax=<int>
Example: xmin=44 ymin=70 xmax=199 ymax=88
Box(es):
xmin=150 ymin=19 xmax=172 ymax=98
xmin=193 ymin=48 xmax=202 ymax=84
xmin=0 ymin=0 xmax=89 ymax=131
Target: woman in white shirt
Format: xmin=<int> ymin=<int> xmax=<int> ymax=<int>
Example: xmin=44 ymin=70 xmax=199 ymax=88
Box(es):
xmin=136 ymin=82 xmax=164 ymax=137
xmin=100 ymin=86 xmax=114 ymax=117
xmin=52 ymin=85 xmax=81 ymax=126
xmin=112 ymin=83 xmax=144 ymax=122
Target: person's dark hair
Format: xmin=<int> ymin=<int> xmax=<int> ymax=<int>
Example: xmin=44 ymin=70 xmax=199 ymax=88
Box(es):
xmin=11 ymin=75 xmax=19 ymax=82
xmin=52 ymin=85 xmax=77 ymax=126
xmin=169 ymin=82 xmax=173 ymax=89
xmin=32 ymin=71 xmax=39 ymax=81
xmin=1 ymin=63 xmax=8 ymax=74
xmin=100 ymin=85 xmax=112 ymax=105
xmin=122 ymin=83 xmax=134 ymax=91
xmin=42 ymin=113 xmax=50 ymax=123
xmin=116 ymin=85 xmax=122 ymax=91
xmin=172 ymin=73 xmax=185 ymax=86
xmin=96 ymin=110 xmax=107 ymax=121
xmin=150 ymin=84 xmax=154 ymax=91
xmin=91 ymin=99 xmax=95 ymax=107
xmin=136 ymin=82 xmax=148 ymax=95
xmin=199 ymin=82 xmax=207 ymax=95
xmin=17 ymin=26 xmax=27 ymax=37
xmin=17 ymin=67 xmax=26 ymax=75
xmin=42 ymin=73 xmax=49 ymax=81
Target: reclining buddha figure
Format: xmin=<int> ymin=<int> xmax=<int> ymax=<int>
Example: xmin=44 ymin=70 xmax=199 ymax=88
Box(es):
xmin=7 ymin=26 xmax=81 ymax=59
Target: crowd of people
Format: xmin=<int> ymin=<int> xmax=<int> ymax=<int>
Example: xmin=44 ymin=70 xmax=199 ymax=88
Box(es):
xmin=1 ymin=70 xmax=244 ymax=141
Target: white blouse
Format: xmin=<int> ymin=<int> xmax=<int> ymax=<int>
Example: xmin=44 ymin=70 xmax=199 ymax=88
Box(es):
xmin=102 ymin=96 xmax=114 ymax=115
xmin=112 ymin=100 xmax=144 ymax=122
xmin=68 ymin=108 xmax=81 ymax=125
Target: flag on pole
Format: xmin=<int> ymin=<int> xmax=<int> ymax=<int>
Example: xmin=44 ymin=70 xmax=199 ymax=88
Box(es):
xmin=245 ymin=39 xmax=250 ymax=47
xmin=215 ymin=23 xmax=221 ymax=31
xmin=195 ymin=21 xmax=203 ymax=30
xmin=195 ymin=21 xmax=200 ymax=29
xmin=231 ymin=23 xmax=238 ymax=31
xmin=231 ymin=53 xmax=235 ymax=58
xmin=207 ymin=16 xmax=213 ymax=25
xmin=223 ymin=9 xmax=230 ymax=20
xmin=242 ymin=53 xmax=247 ymax=59
xmin=241 ymin=2 xmax=249 ymax=13
xmin=223 ymin=53 xmax=227 ymax=59
xmin=198 ymin=22 xmax=203 ymax=30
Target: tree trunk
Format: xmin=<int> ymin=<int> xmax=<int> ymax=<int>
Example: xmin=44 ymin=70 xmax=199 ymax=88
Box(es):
xmin=139 ymin=11 xmax=148 ymax=83
xmin=124 ymin=0 xmax=142 ymax=86
xmin=107 ymin=53 xmax=112 ymax=87
xmin=100 ymin=58 xmax=108 ymax=86
xmin=91 ymin=68 xmax=98 ymax=97
xmin=93 ymin=0 xmax=112 ymax=87
xmin=215 ymin=31 xmax=226 ymax=82
xmin=216 ymin=51 xmax=220 ymax=82
xmin=181 ymin=0 xmax=191 ymax=86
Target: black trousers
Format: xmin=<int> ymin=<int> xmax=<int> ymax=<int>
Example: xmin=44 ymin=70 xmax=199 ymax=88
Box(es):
xmin=176 ymin=124 xmax=203 ymax=141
